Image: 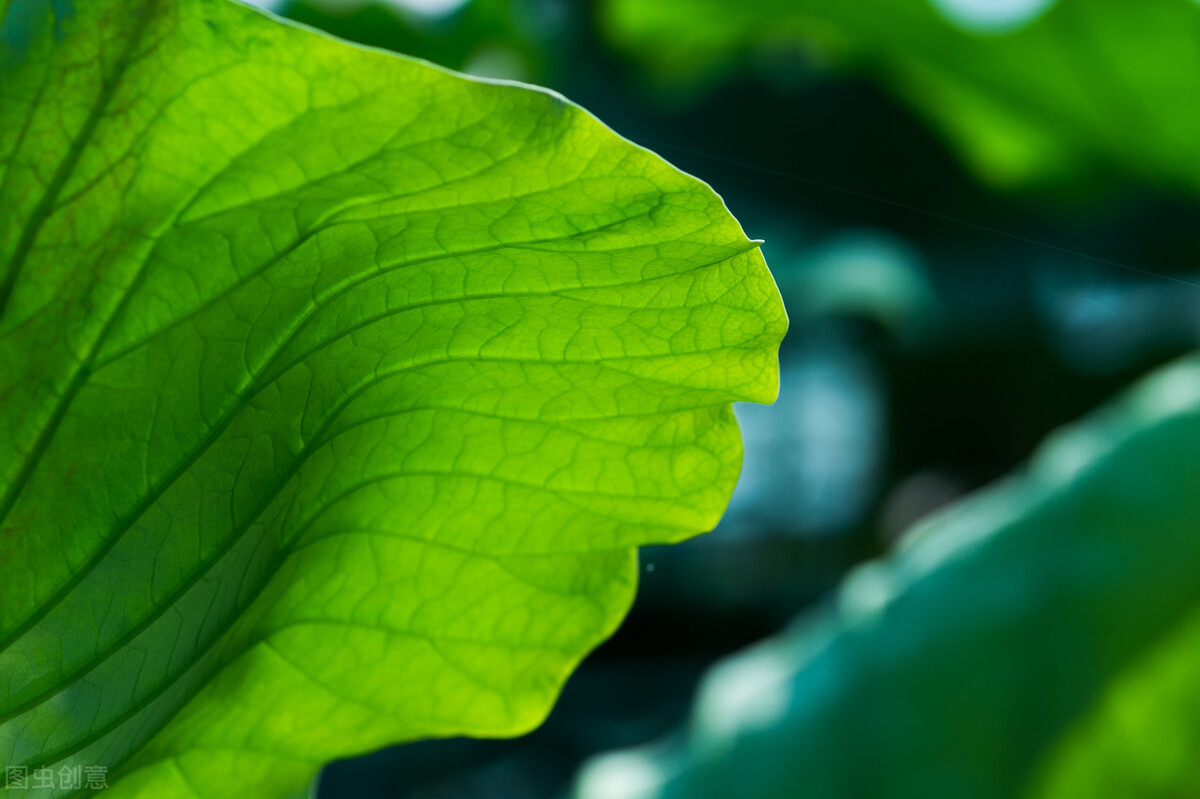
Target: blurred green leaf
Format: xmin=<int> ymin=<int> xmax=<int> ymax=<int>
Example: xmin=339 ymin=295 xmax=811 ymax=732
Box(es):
xmin=278 ymin=0 xmax=550 ymax=81
xmin=604 ymin=0 xmax=1200 ymax=192
xmin=0 ymin=0 xmax=784 ymax=796
xmin=1029 ymin=607 xmax=1200 ymax=799
xmin=574 ymin=355 xmax=1200 ymax=799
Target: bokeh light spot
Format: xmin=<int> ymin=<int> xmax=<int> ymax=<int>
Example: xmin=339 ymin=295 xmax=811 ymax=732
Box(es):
xmin=929 ymin=0 xmax=1058 ymax=33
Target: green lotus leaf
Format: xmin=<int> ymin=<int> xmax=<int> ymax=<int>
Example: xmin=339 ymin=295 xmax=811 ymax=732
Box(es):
xmin=0 ymin=1 xmax=785 ymax=796
xmin=604 ymin=0 xmax=1200 ymax=192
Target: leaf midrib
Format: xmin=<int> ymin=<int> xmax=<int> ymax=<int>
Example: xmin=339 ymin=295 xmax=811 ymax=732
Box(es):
xmin=0 ymin=5 xmax=155 ymax=525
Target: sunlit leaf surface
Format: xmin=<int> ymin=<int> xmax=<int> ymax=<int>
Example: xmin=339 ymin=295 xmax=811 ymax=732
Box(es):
xmin=0 ymin=1 xmax=785 ymax=795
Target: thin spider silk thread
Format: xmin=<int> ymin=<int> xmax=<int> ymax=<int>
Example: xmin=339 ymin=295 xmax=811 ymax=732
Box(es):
xmin=636 ymin=136 xmax=1200 ymax=292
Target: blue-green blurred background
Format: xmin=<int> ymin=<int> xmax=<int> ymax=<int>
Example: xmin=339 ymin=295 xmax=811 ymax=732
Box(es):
xmin=240 ymin=0 xmax=1200 ymax=795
